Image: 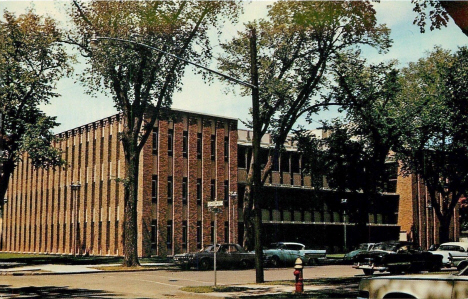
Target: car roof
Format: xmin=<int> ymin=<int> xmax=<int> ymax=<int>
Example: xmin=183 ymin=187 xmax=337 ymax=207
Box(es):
xmin=274 ymin=242 xmax=305 ymax=246
xmin=439 ymin=242 xmax=468 ymax=247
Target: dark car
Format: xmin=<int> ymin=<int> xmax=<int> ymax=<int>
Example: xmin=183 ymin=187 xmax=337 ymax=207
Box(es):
xmin=173 ymin=243 xmax=255 ymax=270
xmin=353 ymin=241 xmax=443 ymax=275
xmin=343 ymin=243 xmax=375 ymax=264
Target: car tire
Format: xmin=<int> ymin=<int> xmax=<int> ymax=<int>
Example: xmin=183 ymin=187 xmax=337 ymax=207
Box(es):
xmin=199 ymin=258 xmax=211 ymax=271
xmin=271 ymin=256 xmax=281 ymax=268
xmin=241 ymin=259 xmax=252 ymax=269
xmin=307 ymin=258 xmax=318 ymax=266
xmin=363 ymin=269 xmax=374 ymax=275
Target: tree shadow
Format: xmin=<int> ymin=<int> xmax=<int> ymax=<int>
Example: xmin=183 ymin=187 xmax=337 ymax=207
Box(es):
xmin=0 ymin=285 xmax=134 ymax=298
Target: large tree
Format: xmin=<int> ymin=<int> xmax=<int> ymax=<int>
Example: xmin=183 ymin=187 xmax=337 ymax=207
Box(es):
xmin=412 ymin=0 xmax=468 ymax=36
xmin=68 ymin=1 xmax=240 ymax=266
xmin=396 ymin=47 xmax=468 ymax=243
xmin=0 ymin=10 xmax=71 ymax=214
xmin=297 ymin=57 xmax=402 ymax=245
xmin=217 ymin=0 xmax=391 ymax=282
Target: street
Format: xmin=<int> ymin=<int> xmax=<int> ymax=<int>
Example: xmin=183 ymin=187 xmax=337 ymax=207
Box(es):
xmin=0 ymin=265 xmax=363 ymax=298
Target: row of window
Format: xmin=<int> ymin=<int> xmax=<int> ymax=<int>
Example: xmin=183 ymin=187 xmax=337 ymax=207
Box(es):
xmin=151 ymin=220 xmax=229 ymax=250
xmin=151 ymin=176 xmax=230 ymax=205
xmin=261 ymin=209 xmax=397 ymax=225
xmin=152 ymin=129 xmax=229 ymax=161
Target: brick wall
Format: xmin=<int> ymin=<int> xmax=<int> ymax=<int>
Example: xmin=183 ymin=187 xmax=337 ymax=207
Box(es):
xmin=1 ymin=111 xmax=239 ymax=257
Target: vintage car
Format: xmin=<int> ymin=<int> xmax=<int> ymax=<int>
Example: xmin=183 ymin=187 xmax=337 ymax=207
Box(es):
xmin=353 ymin=241 xmax=443 ymax=275
xmin=358 ymin=267 xmax=468 ymax=299
xmin=343 ymin=243 xmax=375 ymax=263
xmin=432 ymin=242 xmax=468 ymax=268
xmin=173 ymin=243 xmax=255 ymax=270
xmin=263 ymin=242 xmax=326 ymax=267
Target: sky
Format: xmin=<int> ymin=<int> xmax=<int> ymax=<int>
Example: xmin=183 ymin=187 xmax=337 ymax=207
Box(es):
xmin=1 ymin=0 xmax=467 ymax=133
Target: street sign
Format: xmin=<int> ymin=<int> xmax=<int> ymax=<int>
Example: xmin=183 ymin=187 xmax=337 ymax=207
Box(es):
xmin=207 ymin=200 xmax=224 ymax=207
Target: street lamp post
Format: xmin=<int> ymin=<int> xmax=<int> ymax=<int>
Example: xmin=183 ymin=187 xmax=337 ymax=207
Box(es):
xmin=341 ymin=199 xmax=347 ymax=252
xmin=71 ymin=182 xmax=81 ymax=256
xmin=229 ymin=191 xmax=238 ymax=244
xmin=208 ymin=199 xmax=223 ymax=287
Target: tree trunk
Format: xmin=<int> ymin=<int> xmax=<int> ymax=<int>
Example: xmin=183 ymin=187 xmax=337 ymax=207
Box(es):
xmin=438 ymin=216 xmax=452 ymax=244
xmin=122 ymin=149 xmax=140 ymax=267
xmin=242 ymin=184 xmax=254 ymax=250
xmin=0 ymin=159 xmax=14 ymax=205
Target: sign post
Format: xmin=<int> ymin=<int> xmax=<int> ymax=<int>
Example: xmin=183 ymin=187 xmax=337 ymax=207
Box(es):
xmin=207 ymin=200 xmax=223 ymax=287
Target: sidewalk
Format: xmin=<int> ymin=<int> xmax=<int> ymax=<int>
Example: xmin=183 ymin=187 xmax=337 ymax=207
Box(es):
xmin=0 ymin=262 xmax=174 ymax=274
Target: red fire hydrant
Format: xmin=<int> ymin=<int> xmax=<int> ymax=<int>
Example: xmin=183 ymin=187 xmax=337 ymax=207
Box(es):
xmin=293 ymin=258 xmax=304 ymax=293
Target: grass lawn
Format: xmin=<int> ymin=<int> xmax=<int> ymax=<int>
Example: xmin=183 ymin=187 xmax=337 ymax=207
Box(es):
xmin=0 ymin=253 xmax=172 ymax=266
xmin=181 ymin=277 xmax=361 ymax=298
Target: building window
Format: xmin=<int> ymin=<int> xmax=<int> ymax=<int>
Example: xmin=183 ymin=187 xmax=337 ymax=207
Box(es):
xmin=211 ymin=221 xmax=214 ymax=243
xmin=210 ymin=179 xmax=215 ymax=200
xmin=238 ymin=146 xmax=246 ymax=168
xmin=224 ymin=136 xmax=229 ymax=162
xmin=168 ymin=129 xmax=173 ymax=156
xmin=152 ymin=175 xmax=158 ymax=203
xmin=182 ymin=177 xmax=188 ymax=205
xmin=182 ymin=221 xmax=187 ymax=249
xmin=197 ymin=179 xmax=202 ymax=206
xmin=167 ymin=176 xmax=173 ymax=204
xmin=152 ymin=128 xmax=158 ymax=155
xmin=197 ymin=133 xmax=202 ymax=159
xmin=291 ymin=153 xmax=300 ymax=173
xmin=167 ymin=220 xmax=172 ymax=249
xmin=281 ymin=153 xmax=290 ymax=173
xmin=183 ymin=131 xmax=188 ymax=158
xmin=196 ymin=221 xmax=202 ymax=249
xmin=224 ymin=180 xmax=229 ymax=206
xmin=224 ymin=221 xmax=229 ymax=243
xmin=211 ymin=135 xmax=216 ymax=161
xmin=151 ymin=219 xmax=157 ymax=250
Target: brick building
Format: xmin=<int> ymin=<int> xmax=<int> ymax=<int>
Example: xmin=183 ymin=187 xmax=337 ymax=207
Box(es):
xmin=236 ymin=130 xmax=400 ymax=252
xmin=397 ymin=173 xmax=460 ymax=249
xmin=0 ymin=109 xmax=457 ymax=257
xmin=1 ymin=110 xmax=238 ymax=257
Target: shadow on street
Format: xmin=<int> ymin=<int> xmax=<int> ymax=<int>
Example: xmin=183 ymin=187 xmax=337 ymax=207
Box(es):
xmin=0 ymin=285 xmax=127 ymax=298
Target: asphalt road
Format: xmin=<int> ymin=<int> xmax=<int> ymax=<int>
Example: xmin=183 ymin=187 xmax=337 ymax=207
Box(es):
xmin=0 ymin=265 xmax=363 ymax=298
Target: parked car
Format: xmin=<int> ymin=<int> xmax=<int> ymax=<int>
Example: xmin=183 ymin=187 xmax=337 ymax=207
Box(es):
xmin=263 ymin=242 xmax=326 ymax=267
xmin=428 ymin=243 xmax=440 ymax=251
xmin=358 ymin=267 xmax=468 ymax=299
xmin=173 ymin=243 xmax=255 ymax=270
xmin=432 ymin=242 xmax=468 ymax=268
xmin=343 ymin=243 xmax=375 ymax=263
xmin=353 ymin=240 xmax=442 ymax=275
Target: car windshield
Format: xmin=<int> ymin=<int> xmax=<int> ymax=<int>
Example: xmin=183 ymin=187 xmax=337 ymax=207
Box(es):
xmin=358 ymin=244 xmax=369 ymax=250
xmin=438 ymin=245 xmax=464 ymax=251
xmin=373 ymin=243 xmax=398 ymax=251
xmin=266 ymin=243 xmax=282 ymax=249
xmin=201 ymin=245 xmax=216 ymax=252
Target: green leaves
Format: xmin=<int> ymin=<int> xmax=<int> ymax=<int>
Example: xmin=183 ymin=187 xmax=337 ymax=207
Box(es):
xmin=217 ymin=1 xmax=391 ymax=149
xmin=0 ymin=10 xmax=70 ymax=169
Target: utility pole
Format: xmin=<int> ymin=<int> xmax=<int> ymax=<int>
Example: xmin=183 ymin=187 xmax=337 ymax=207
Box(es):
xmin=249 ymin=26 xmax=264 ymax=284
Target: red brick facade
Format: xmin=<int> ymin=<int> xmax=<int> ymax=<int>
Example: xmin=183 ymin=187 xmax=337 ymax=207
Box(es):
xmin=397 ymin=171 xmax=460 ymax=249
xmin=1 ymin=111 xmax=238 ymax=257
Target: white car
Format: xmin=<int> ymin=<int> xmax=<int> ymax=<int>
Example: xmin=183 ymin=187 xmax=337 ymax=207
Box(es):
xmin=358 ymin=267 xmax=468 ymax=299
xmin=432 ymin=242 xmax=468 ymax=267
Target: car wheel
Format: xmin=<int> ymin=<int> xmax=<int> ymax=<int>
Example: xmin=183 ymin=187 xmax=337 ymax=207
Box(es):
xmin=271 ymin=256 xmax=281 ymax=267
xmin=198 ymin=258 xmax=211 ymax=271
xmin=431 ymin=263 xmax=442 ymax=272
xmin=363 ymin=269 xmax=374 ymax=275
xmin=241 ymin=259 xmax=252 ymax=269
xmin=307 ymin=258 xmax=318 ymax=266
